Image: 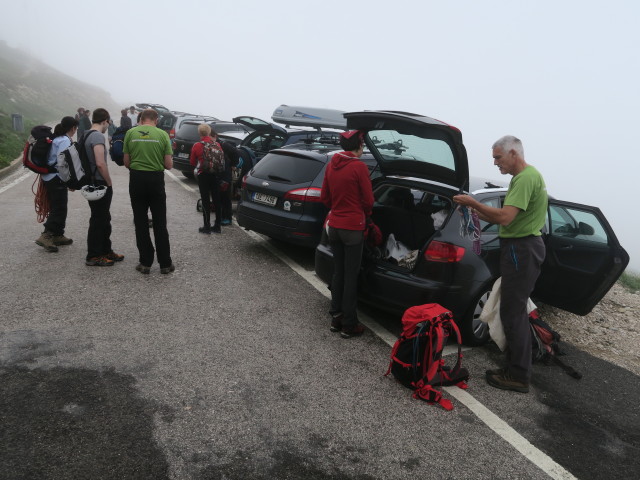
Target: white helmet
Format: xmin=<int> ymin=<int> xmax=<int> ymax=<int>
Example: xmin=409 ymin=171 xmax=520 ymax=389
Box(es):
xmin=80 ymin=184 xmax=107 ymax=201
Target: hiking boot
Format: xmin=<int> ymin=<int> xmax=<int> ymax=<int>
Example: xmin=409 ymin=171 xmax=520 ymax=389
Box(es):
xmin=330 ymin=313 xmax=343 ymax=333
xmin=486 ymin=371 xmax=529 ymax=393
xmin=485 ymin=367 xmax=507 ymax=377
xmin=340 ymin=324 xmax=365 ymax=339
xmin=199 ymin=226 xmax=211 ymax=234
xmin=51 ymin=234 xmax=73 ymax=246
xmin=211 ymin=225 xmax=221 ymax=234
xmin=105 ymin=251 xmax=124 ymax=262
xmin=136 ymin=263 xmax=151 ymax=274
xmin=160 ymin=264 xmax=175 ymax=274
xmin=85 ymin=256 xmax=114 ymax=267
xmin=35 ymin=232 xmax=58 ymax=252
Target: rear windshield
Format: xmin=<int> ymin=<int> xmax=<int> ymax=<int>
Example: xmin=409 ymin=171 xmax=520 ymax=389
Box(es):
xmin=251 ymin=153 xmax=324 ymax=184
xmin=175 ymin=123 xmax=202 ymax=141
xmin=368 ymin=130 xmax=455 ymax=171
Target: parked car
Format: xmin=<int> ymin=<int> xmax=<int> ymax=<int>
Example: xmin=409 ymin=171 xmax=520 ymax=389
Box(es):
xmin=236 ymin=140 xmax=376 ymax=247
xmin=172 ymin=121 xmax=254 ymax=178
xmin=158 ymin=113 xmax=220 ymax=140
xmin=311 ymin=110 xmax=629 ymax=346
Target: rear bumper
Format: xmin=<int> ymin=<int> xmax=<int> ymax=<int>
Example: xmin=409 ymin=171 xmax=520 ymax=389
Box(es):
xmin=172 ymin=155 xmax=192 ymax=173
xmin=237 ymin=202 xmax=321 ymax=248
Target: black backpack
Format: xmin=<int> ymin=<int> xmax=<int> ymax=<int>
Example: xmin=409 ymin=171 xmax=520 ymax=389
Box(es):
xmin=109 ymin=126 xmax=130 ymax=166
xmin=386 ymin=303 xmax=469 ymax=410
xmin=530 ymin=310 xmax=582 ymax=379
xmin=22 ymin=125 xmax=55 ymax=174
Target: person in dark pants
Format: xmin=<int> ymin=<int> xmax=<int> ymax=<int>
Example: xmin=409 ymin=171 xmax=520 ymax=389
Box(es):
xmin=190 ymin=124 xmax=223 ymax=234
xmin=83 ymin=108 xmax=124 ymax=267
xmin=123 ymin=109 xmax=175 ymax=274
xmin=35 ymin=116 xmax=79 ymax=252
xmin=320 ymin=130 xmax=374 ymax=338
xmin=219 ymin=140 xmax=238 ymax=225
xmin=120 ymin=109 xmax=132 ymax=129
xmin=454 ymin=135 xmax=548 ymax=393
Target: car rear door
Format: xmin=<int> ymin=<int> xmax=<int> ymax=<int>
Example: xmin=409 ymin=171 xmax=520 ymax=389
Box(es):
xmin=534 ymin=200 xmax=629 ymax=315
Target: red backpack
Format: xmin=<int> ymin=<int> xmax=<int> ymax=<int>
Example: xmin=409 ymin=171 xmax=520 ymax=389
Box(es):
xmin=23 ymin=125 xmax=55 ymax=175
xmin=386 ymin=303 xmax=469 ymax=410
xmin=199 ymin=140 xmax=225 ymax=174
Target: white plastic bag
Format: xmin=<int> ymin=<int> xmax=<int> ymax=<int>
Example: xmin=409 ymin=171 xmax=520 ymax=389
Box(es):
xmin=384 ymin=233 xmax=410 ymax=261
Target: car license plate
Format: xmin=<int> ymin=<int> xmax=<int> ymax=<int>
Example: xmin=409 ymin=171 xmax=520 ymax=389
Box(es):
xmin=253 ymin=192 xmax=277 ymax=206
xmin=178 ymin=153 xmax=189 ymax=158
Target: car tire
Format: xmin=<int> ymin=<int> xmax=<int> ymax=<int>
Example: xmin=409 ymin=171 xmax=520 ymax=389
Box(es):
xmin=460 ymin=287 xmax=492 ymax=346
xmin=183 ymin=171 xmax=195 ymax=179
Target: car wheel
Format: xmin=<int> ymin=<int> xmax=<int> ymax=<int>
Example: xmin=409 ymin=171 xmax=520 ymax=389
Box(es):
xmin=183 ymin=171 xmax=195 ymax=179
xmin=461 ymin=288 xmax=492 ymax=346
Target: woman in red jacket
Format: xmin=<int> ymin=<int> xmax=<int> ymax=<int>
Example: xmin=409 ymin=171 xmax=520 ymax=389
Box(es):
xmin=190 ymin=124 xmax=222 ymax=234
xmin=320 ymin=130 xmax=374 ymax=338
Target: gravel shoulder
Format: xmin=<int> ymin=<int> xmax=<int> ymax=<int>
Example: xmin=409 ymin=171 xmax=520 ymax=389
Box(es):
xmin=538 ymin=283 xmax=640 ymax=375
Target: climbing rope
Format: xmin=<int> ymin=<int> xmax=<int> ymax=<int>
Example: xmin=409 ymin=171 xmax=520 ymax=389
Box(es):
xmin=458 ymin=205 xmax=481 ymax=255
xmin=33 ymin=175 xmax=50 ymax=223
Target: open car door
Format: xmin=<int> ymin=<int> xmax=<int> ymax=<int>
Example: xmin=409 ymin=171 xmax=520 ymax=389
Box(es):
xmin=534 ymin=199 xmax=629 ymax=315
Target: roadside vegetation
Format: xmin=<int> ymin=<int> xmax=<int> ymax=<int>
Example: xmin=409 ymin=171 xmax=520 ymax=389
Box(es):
xmin=619 ymin=271 xmax=640 ymax=293
xmin=0 ymin=111 xmax=38 ymax=168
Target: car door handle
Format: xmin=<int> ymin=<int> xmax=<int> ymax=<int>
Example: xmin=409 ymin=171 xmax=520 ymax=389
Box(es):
xmin=560 ymin=244 xmax=573 ymax=250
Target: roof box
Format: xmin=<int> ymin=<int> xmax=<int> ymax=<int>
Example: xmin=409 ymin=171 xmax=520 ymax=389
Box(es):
xmin=271 ymin=105 xmax=347 ymax=129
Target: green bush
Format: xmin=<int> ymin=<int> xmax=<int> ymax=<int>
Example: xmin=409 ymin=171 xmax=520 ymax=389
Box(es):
xmin=0 ymin=112 xmax=38 ymax=169
xmin=619 ymin=271 xmax=640 ymax=293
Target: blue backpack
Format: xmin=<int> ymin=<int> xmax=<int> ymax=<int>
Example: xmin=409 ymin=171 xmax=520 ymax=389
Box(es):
xmin=109 ymin=126 xmax=130 ymax=166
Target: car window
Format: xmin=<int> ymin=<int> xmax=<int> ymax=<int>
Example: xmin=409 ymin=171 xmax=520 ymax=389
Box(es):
xmin=247 ymin=133 xmax=287 ymax=155
xmin=478 ymin=197 xmax=501 ymax=234
xmin=175 ymin=123 xmax=202 ymax=141
xmin=251 ymin=153 xmax=324 ymax=184
xmin=367 ymin=130 xmax=455 ymax=170
xmin=548 ymin=205 xmax=608 ymax=244
xmin=157 ymin=115 xmax=175 ymax=130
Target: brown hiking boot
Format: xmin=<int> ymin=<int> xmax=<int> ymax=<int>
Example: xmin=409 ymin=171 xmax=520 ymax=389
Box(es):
xmin=105 ymin=251 xmax=124 ymax=262
xmin=51 ymin=234 xmax=73 ymax=246
xmin=85 ymin=256 xmax=114 ymax=267
xmin=35 ymin=232 xmax=58 ymax=252
xmin=486 ymin=371 xmax=529 ymax=393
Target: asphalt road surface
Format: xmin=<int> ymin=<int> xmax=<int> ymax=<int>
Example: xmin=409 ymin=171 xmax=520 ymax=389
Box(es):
xmin=0 ymin=159 xmax=638 ymax=480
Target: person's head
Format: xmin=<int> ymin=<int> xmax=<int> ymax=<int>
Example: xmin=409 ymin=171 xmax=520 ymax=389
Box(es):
xmin=210 ymin=128 xmax=218 ymax=140
xmin=197 ymin=123 xmax=211 ymax=137
xmin=60 ymin=115 xmax=79 ymax=136
xmin=85 ymin=109 xmax=91 ymax=117
xmin=340 ymin=130 xmax=365 ymax=155
xmin=492 ymin=135 xmax=525 ymax=176
xmin=92 ymin=108 xmax=110 ymax=133
xmin=139 ymin=108 xmax=158 ymax=124
xmin=121 ymin=109 xmax=127 ymax=116
xmin=129 ymin=106 xmax=135 ymax=113
xmin=77 ymin=107 xmax=85 ymax=114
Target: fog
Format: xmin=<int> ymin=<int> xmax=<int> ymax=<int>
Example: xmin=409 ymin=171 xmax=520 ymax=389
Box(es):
xmin=1 ymin=0 xmax=638 ymax=271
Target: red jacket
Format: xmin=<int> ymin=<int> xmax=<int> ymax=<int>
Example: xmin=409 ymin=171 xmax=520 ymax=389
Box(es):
xmin=320 ymin=151 xmax=374 ymax=231
xmin=190 ymin=136 xmax=221 ymax=175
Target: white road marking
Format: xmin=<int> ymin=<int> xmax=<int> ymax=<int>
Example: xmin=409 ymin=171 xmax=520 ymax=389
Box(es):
xmin=0 ymin=170 xmax=31 ymax=194
xmin=165 ymin=169 xmax=196 ymax=193
xmin=239 ymin=225 xmax=577 ymax=480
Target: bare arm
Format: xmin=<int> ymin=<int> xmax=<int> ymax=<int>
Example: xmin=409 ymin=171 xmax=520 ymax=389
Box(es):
xmin=453 ymin=194 xmax=520 ymax=226
xmin=164 ymin=154 xmax=172 ymax=170
xmin=123 ymin=153 xmax=131 ymax=169
xmin=93 ymin=144 xmax=112 ymax=187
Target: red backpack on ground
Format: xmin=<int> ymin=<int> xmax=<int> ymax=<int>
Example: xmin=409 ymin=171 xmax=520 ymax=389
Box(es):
xmin=386 ymin=303 xmax=469 ymax=411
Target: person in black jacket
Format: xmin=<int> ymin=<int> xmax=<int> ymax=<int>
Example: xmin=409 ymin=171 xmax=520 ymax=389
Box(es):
xmin=219 ymin=140 xmax=239 ymax=225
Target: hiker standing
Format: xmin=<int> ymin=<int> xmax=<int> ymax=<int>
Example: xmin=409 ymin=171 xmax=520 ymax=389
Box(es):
xmin=76 ymin=107 xmax=91 ymax=141
xmin=454 ymin=135 xmax=548 ymax=393
xmin=127 ymin=106 xmax=138 ymax=127
xmin=35 ymin=116 xmax=79 ymax=252
xmin=120 ymin=109 xmax=132 ymax=129
xmin=123 ymin=108 xmax=174 ymax=274
xmin=219 ymin=140 xmax=238 ymax=225
xmin=320 ymin=130 xmax=374 ymax=338
xmin=190 ymin=124 xmax=223 ymax=234
xmin=83 ymin=108 xmax=124 ymax=267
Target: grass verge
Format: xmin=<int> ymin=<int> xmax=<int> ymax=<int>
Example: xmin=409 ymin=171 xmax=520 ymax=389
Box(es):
xmin=0 ymin=112 xmax=38 ymax=169
xmin=619 ymin=271 xmax=640 ymax=293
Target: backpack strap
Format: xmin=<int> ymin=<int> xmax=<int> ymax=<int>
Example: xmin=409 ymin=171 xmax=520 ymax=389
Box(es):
xmin=412 ymin=380 xmax=454 ymax=411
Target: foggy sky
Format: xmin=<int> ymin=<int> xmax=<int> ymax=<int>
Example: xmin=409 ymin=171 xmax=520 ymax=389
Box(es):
xmin=1 ymin=0 xmax=638 ymax=271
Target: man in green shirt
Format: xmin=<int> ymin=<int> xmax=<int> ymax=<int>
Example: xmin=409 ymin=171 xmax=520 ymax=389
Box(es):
xmin=123 ymin=109 xmax=175 ymax=274
xmin=454 ymin=135 xmax=547 ymax=393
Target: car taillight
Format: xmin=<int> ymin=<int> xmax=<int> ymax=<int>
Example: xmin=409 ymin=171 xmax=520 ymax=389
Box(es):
xmin=242 ymin=174 xmax=248 ymax=189
xmin=170 ymin=129 xmax=175 ymax=139
xmin=284 ymin=187 xmax=322 ymax=203
xmin=171 ymin=140 xmax=176 ymax=150
xmin=424 ymin=241 xmax=465 ymax=262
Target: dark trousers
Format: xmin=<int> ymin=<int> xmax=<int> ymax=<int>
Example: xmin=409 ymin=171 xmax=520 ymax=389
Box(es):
xmin=499 ymin=236 xmax=546 ymax=382
xmin=197 ymin=173 xmax=221 ymax=229
xmin=220 ymin=186 xmax=232 ymax=221
xmin=328 ymin=227 xmax=364 ymax=327
xmin=129 ymin=170 xmax=172 ymax=268
xmin=43 ymin=176 xmax=68 ymax=236
xmin=86 ymin=183 xmax=113 ymax=260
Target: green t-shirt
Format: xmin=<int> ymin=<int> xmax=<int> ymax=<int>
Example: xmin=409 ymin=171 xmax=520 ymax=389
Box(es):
xmin=123 ymin=125 xmax=172 ymax=171
xmin=500 ymin=165 xmax=548 ymax=238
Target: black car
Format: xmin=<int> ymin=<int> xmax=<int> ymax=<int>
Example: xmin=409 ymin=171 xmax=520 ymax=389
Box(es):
xmin=172 ymin=121 xmax=254 ymax=178
xmin=311 ymin=110 xmax=629 ymax=346
xmin=236 ymin=142 xmax=374 ymax=247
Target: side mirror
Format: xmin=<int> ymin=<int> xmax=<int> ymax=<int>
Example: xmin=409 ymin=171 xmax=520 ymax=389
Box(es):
xmin=578 ymin=222 xmax=595 ymax=235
